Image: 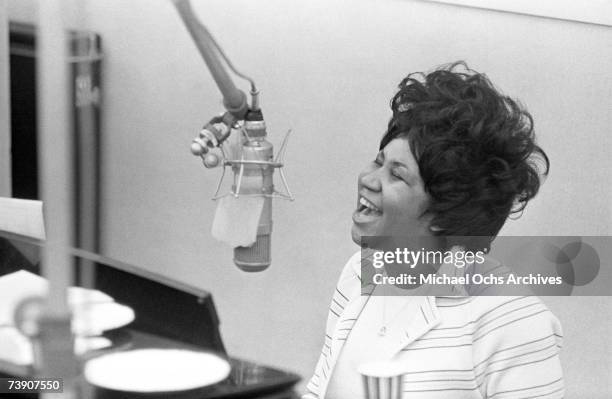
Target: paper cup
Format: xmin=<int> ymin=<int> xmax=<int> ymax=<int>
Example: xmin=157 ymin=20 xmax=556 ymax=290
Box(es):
xmin=358 ymin=361 xmax=404 ymax=399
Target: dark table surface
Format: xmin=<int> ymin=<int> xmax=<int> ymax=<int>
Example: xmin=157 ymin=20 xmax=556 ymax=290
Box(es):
xmin=0 ymin=237 xmax=300 ymax=398
xmin=0 ymin=328 xmax=300 ymax=399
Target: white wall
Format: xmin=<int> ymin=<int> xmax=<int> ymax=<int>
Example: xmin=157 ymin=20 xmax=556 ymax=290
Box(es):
xmin=8 ymin=0 xmax=612 ymax=397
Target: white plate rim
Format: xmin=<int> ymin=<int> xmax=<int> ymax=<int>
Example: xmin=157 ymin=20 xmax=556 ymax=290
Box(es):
xmin=84 ymin=348 xmax=231 ymax=393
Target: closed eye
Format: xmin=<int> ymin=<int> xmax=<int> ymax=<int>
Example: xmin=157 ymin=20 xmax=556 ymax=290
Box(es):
xmin=390 ymin=165 xmax=413 ymax=183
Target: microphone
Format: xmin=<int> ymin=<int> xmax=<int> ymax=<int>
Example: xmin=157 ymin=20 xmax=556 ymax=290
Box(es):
xmin=173 ymin=0 xmax=293 ymax=271
xmin=232 ymin=110 xmax=273 ymax=271
xmin=189 ymin=106 xmax=292 ymax=272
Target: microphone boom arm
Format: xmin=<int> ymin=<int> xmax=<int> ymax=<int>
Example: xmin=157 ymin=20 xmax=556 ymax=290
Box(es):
xmin=171 ymin=0 xmax=251 ymax=118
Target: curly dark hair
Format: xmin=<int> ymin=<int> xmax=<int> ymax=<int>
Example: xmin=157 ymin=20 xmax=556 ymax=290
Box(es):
xmin=380 ymin=62 xmax=549 ymax=251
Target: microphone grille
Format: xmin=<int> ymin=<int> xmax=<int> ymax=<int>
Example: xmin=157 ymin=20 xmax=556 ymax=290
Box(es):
xmin=234 ymin=234 xmax=271 ymax=272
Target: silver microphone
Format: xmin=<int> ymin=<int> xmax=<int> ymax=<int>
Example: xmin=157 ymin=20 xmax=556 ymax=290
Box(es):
xmin=232 ymin=113 xmax=274 ymax=271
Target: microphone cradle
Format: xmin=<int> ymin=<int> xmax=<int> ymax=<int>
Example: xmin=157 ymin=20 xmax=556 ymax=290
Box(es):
xmin=192 ymin=122 xmax=294 ymax=202
xmin=214 ymin=130 xmax=293 ymax=201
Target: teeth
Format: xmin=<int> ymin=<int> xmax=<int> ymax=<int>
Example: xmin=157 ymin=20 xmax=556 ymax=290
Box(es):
xmin=359 ymin=197 xmax=380 ymax=213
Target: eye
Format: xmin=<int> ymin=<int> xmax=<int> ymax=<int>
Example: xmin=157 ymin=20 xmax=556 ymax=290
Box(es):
xmin=391 ymin=167 xmax=412 ymax=184
xmin=391 ymin=169 xmax=404 ymax=181
xmin=373 ymin=155 xmax=383 ymax=166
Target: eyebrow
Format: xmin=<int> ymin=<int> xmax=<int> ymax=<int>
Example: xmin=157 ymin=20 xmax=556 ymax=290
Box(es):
xmin=389 ymin=160 xmax=410 ymax=169
xmin=378 ymin=150 xmax=411 ymax=171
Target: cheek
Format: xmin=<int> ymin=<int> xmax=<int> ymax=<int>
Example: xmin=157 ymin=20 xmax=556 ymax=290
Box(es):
xmin=414 ymin=194 xmax=430 ymax=216
xmin=383 ymin=192 xmax=429 ymax=226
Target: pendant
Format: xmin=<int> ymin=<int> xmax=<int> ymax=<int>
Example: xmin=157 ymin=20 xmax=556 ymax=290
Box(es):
xmin=378 ymin=326 xmax=387 ymax=337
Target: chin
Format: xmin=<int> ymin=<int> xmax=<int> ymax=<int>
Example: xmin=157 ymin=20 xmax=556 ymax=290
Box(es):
xmin=351 ymin=225 xmax=361 ymax=246
xmin=351 ymin=224 xmax=373 ymax=246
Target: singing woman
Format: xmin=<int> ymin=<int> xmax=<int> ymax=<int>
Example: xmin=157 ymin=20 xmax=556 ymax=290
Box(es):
xmin=304 ymin=62 xmax=563 ymax=399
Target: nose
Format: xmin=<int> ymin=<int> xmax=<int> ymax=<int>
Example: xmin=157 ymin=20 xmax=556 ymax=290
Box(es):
xmin=359 ymin=167 xmax=382 ymax=193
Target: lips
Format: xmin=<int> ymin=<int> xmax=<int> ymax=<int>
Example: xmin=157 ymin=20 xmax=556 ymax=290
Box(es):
xmin=353 ymin=196 xmax=382 ymax=224
xmin=358 ymin=197 xmax=381 ymax=213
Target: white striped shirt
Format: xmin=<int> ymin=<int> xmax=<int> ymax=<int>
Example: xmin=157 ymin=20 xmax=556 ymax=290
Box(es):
xmin=304 ymin=251 xmax=564 ymax=399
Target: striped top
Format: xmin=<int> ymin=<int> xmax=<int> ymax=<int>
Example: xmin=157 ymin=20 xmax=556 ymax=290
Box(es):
xmin=303 ymin=251 xmax=564 ymax=399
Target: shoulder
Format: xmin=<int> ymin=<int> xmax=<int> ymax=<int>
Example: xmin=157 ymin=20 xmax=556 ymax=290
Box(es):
xmin=331 ymin=250 xmax=362 ymax=296
xmin=468 ymin=296 xmax=564 ymax=397
xmin=465 ymin=255 xmax=563 ymax=339
xmin=337 ymin=250 xmax=364 ymax=284
xmin=469 ymin=296 xmax=563 ymax=341
xmin=331 ymin=250 xmax=371 ymax=307
xmin=435 ymin=294 xmax=563 ymax=362
xmin=467 ymin=295 xmax=563 ymax=381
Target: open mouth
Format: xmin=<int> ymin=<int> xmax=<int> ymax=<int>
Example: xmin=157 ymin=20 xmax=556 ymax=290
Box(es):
xmin=358 ymin=197 xmax=382 ymax=215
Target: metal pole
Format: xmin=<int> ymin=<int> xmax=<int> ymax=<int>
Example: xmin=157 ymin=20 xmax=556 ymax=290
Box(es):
xmin=37 ymin=0 xmax=78 ymax=397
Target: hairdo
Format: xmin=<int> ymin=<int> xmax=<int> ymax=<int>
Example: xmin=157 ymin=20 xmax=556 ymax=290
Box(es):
xmin=380 ymin=62 xmax=549 ymax=251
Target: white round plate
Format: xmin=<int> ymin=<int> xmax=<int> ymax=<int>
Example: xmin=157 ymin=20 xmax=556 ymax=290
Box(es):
xmin=72 ymin=302 xmax=135 ymax=336
xmin=84 ymin=349 xmax=231 ymax=392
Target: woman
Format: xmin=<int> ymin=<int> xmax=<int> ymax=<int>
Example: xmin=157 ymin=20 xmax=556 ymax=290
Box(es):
xmin=305 ymin=63 xmax=563 ymax=399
